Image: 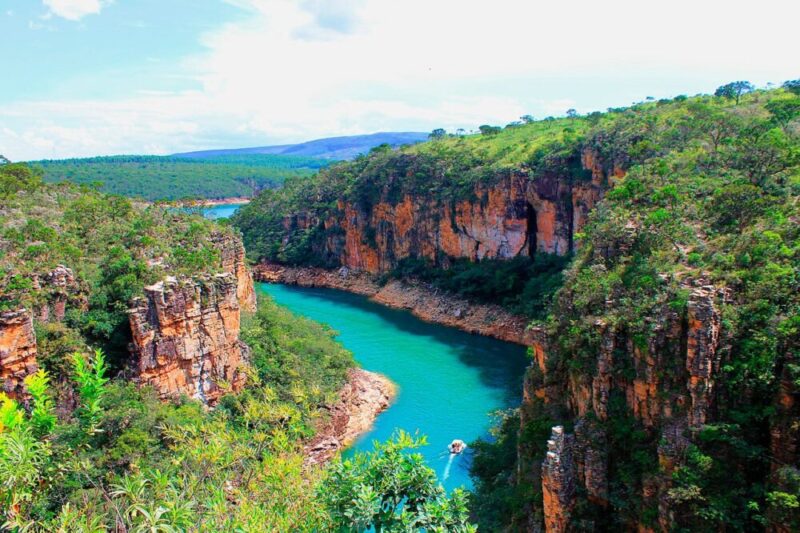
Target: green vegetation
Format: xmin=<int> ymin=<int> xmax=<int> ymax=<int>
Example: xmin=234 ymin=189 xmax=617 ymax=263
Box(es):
xmin=470 ymin=84 xmax=800 ymax=530
xmin=1 ymin=160 xmax=239 ymax=366
xmin=32 ymin=154 xmax=329 ymax=201
xmin=0 ymin=296 xmax=472 ymax=531
xmin=324 ymin=431 xmax=475 ymax=532
xmin=233 ymin=82 xmax=799 ymax=530
xmin=1 ymin=161 xmax=465 ymax=531
xmin=387 ymin=255 xmax=569 ymax=318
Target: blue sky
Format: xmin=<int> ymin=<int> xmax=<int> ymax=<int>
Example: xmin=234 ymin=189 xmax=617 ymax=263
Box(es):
xmin=2 ymin=0 xmax=798 ymax=160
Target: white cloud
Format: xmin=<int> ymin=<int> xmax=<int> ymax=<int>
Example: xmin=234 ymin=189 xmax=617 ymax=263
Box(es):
xmin=4 ymin=0 xmax=800 ymax=159
xmin=42 ymin=0 xmax=110 ymax=21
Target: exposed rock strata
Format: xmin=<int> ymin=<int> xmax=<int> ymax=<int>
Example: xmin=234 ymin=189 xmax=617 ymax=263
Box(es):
xmin=542 ymin=426 xmax=576 ymax=533
xmin=212 ymin=232 xmax=256 ymax=312
xmin=524 ymin=283 xmax=731 ymax=532
xmin=254 ymin=263 xmax=533 ymax=346
xmin=304 ymin=368 xmax=395 ymax=465
xmin=127 ymin=274 xmax=248 ymax=405
xmin=0 ymin=308 xmax=38 ymax=399
xmin=280 ymin=148 xmax=612 ymax=274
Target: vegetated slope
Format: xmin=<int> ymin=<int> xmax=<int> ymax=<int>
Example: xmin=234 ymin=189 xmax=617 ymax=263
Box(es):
xmin=0 ymin=161 xmax=474 ymax=531
xmin=234 ymin=85 xmax=800 ymax=531
xmin=173 ymin=131 xmax=429 ymax=160
xmin=30 ymin=153 xmax=329 ymax=201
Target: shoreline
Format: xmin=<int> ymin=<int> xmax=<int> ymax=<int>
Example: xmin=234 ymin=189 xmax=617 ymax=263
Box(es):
xmin=305 ymin=368 xmax=396 ymax=465
xmin=254 ymin=263 xmax=534 ymax=347
xmin=189 ymin=197 xmax=252 ymax=207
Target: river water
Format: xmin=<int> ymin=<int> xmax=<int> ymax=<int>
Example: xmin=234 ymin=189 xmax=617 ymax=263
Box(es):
xmin=201 ymin=203 xmax=246 ymax=219
xmin=258 ymin=283 xmax=529 ymax=491
xmin=206 ymin=202 xmax=529 ymax=491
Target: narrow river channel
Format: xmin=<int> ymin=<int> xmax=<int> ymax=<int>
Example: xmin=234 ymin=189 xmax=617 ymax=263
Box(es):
xmin=204 ymin=203 xmax=530 ymax=490
xmin=258 ymin=283 xmax=529 ymax=491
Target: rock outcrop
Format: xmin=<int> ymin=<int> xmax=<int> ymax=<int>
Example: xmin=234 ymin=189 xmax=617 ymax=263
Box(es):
xmin=0 ymin=308 xmax=38 ymax=399
xmin=304 ymin=368 xmax=395 ymax=465
xmin=213 ymin=232 xmax=256 ymax=312
xmin=542 ymin=426 xmax=576 ymax=533
xmin=128 ymin=274 xmax=248 ymax=405
xmin=32 ymin=265 xmax=86 ymax=323
xmin=279 ymin=150 xmax=611 ymax=274
xmin=254 ymin=263 xmax=533 ymax=346
xmin=523 ymin=283 xmax=731 ymax=532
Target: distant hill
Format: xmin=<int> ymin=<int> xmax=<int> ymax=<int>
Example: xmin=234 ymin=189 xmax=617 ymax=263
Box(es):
xmin=172 ymin=132 xmax=429 ymax=160
xmin=31 ymin=154 xmax=329 ymax=201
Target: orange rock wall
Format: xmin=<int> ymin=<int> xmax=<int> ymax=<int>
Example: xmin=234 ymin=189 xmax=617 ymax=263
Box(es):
xmin=0 ymin=309 xmax=38 ymax=399
xmin=524 ymin=284 xmax=729 ymax=532
xmin=281 ymin=150 xmax=609 ymax=274
xmin=213 ymin=232 xmax=257 ymax=312
xmin=128 ymin=274 xmax=248 ymax=405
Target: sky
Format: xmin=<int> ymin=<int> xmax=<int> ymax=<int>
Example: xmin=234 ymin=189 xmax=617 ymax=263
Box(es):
xmin=1 ymin=0 xmax=798 ymax=160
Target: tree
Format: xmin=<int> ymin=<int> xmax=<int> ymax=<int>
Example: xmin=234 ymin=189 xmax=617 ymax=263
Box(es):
xmin=566 ymin=108 xmax=578 ymax=118
xmin=782 ymin=79 xmax=800 ymax=96
xmin=0 ymin=162 xmax=43 ymax=199
xmin=429 ymin=128 xmax=447 ymax=140
xmin=478 ymin=124 xmax=501 ymax=136
xmin=714 ymin=81 xmax=755 ymax=104
xmin=323 ymin=431 xmax=476 ymax=532
xmin=520 ymin=114 xmax=535 ymax=124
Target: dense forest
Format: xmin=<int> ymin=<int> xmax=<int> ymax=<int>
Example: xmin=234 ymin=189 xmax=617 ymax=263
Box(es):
xmin=233 ymin=81 xmax=800 ymax=531
xmin=30 ymin=154 xmax=329 ymax=201
xmin=0 ymin=162 xmax=473 ymax=531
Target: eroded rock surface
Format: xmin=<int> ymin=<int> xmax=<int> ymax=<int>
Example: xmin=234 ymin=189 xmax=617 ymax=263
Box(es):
xmin=128 ymin=274 xmax=248 ymax=405
xmin=0 ymin=308 xmax=38 ymax=399
xmin=522 ymin=282 xmax=732 ymax=532
xmin=304 ymin=368 xmax=395 ymax=465
xmin=278 ymin=150 xmax=612 ymax=274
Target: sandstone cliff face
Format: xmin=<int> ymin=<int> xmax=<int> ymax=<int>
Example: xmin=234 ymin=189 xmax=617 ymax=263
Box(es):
xmin=0 ymin=309 xmax=38 ymax=400
xmin=281 ymin=149 xmax=610 ymax=273
xmin=542 ymin=426 xmax=576 ymax=533
xmin=213 ymin=232 xmax=256 ymax=312
xmin=523 ymin=284 xmax=731 ymax=532
xmin=128 ymin=274 xmax=248 ymax=405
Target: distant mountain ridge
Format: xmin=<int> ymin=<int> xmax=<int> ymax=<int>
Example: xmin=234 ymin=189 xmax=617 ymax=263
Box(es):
xmin=172 ymin=131 xmax=429 ymax=160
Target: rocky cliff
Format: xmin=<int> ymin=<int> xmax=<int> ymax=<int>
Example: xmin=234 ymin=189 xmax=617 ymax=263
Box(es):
xmin=127 ymin=274 xmax=249 ymax=405
xmin=0 ymin=308 xmax=38 ymax=400
xmin=273 ymin=148 xmax=611 ymax=274
xmin=519 ymin=284 xmax=741 ymax=531
xmin=213 ymin=232 xmax=257 ymax=312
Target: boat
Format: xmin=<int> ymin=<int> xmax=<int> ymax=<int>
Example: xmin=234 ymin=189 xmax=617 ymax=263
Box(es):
xmin=448 ymin=439 xmax=467 ymax=454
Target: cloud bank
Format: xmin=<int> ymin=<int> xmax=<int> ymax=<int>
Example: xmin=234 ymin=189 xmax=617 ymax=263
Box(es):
xmin=3 ymin=0 xmax=799 ymax=159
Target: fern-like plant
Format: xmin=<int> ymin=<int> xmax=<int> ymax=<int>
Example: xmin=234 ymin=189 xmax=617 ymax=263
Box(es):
xmin=71 ymin=349 xmax=109 ymax=432
xmin=23 ymin=370 xmax=56 ymax=437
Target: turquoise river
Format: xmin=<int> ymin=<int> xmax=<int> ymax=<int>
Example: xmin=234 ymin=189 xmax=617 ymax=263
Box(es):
xmin=258 ymin=283 xmax=529 ymax=491
xmin=204 ymin=202 xmax=530 ymax=491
